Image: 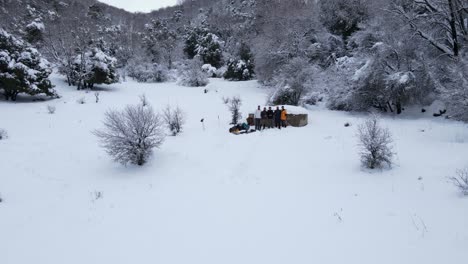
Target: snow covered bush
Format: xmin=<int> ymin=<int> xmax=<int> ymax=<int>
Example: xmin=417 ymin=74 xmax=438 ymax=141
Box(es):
xmin=224 ymin=59 xmax=254 ymax=81
xmin=47 ymin=105 xmax=56 ymax=114
xmin=357 ymin=114 xmax=394 ymax=169
xmin=0 ymin=128 xmax=7 ymax=140
xmin=201 ymin=64 xmax=217 ymax=77
xmin=224 ymin=43 xmax=255 ymax=81
xmin=178 ymin=58 xmax=209 ymax=87
xmin=162 ymin=105 xmax=185 ymax=136
xmin=450 ymin=169 xmax=468 ymax=196
xmin=228 ymin=96 xmax=242 ymax=125
xmin=0 ymin=28 xmax=54 ymax=101
xmin=127 ymin=62 xmax=169 ymax=83
xmin=271 ymin=85 xmax=304 ymax=106
xmin=93 ymin=104 xmax=165 ymax=166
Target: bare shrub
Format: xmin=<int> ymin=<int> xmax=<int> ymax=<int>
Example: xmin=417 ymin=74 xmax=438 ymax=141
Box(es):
xmin=450 ymin=169 xmax=468 ymax=196
xmin=162 ymin=105 xmax=186 ymax=136
xmin=228 ymin=96 xmax=242 ymax=125
xmin=357 ymin=114 xmax=394 ymax=169
xmin=222 ymin=96 xmax=230 ymax=105
xmin=93 ymin=104 xmax=165 ymax=166
xmin=0 ymin=129 xmax=7 ymax=140
xmin=47 ymin=105 xmax=56 ymax=114
xmin=139 ymin=94 xmax=148 ymax=107
xmin=94 ymin=92 xmax=100 ymax=103
xmin=77 ymin=97 xmax=86 ymax=104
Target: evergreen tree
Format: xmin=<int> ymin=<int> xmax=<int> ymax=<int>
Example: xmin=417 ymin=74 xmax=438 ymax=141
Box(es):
xmin=224 ymin=43 xmax=255 ymax=81
xmin=0 ymin=28 xmax=55 ymax=101
xmin=184 ymin=27 xmax=223 ymax=68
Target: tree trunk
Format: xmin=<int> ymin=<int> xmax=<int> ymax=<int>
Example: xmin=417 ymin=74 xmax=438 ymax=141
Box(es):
xmin=448 ymin=0 xmax=460 ymax=57
xmin=387 ymin=102 xmax=394 ymax=113
xmin=396 ymin=101 xmax=402 ymax=115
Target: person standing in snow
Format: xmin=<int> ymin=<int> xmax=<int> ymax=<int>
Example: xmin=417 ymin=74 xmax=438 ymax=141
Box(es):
xmin=274 ymin=106 xmax=282 ymax=129
xmin=281 ymin=106 xmax=288 ymax=128
xmin=254 ymin=106 xmax=262 ymax=131
xmin=267 ymin=107 xmax=274 ymax=129
xmin=261 ymin=107 xmax=268 ymax=130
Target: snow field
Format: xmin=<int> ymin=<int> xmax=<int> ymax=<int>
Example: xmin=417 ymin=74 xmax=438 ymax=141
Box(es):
xmin=0 ymin=76 xmax=467 ymax=264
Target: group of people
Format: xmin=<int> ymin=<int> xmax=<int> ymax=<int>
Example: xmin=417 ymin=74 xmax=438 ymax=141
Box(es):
xmin=254 ymin=106 xmax=288 ymax=131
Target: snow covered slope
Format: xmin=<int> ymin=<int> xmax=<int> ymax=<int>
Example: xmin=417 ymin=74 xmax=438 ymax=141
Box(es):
xmin=0 ymin=76 xmax=467 ymax=264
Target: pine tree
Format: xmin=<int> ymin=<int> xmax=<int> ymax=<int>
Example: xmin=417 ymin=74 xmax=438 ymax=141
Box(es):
xmin=184 ymin=27 xmax=223 ymax=68
xmin=0 ymin=28 xmax=55 ymax=101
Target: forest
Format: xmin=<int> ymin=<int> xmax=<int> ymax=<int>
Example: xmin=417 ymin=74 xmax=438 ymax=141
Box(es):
xmin=2 ymin=1 xmax=468 ymax=263
xmin=0 ymin=0 xmax=467 ymax=120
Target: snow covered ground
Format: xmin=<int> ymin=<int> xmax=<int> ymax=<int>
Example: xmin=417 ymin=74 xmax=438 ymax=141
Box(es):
xmin=1 ymin=75 xmax=468 ymax=264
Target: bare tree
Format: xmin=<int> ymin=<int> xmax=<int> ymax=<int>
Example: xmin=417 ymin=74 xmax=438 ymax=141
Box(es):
xmin=357 ymin=114 xmax=394 ymax=169
xmin=222 ymin=96 xmax=230 ymax=105
xmin=389 ymin=0 xmax=466 ymax=59
xmin=228 ymin=96 xmax=242 ymax=125
xmin=93 ymin=104 xmax=165 ymax=166
xmin=450 ymin=169 xmax=468 ymax=195
xmin=162 ymin=105 xmax=186 ymax=136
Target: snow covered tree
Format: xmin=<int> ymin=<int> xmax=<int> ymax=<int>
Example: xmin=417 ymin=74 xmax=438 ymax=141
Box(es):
xmin=127 ymin=61 xmax=170 ymax=83
xmin=25 ymin=19 xmax=45 ymax=44
xmin=143 ymin=19 xmax=178 ymax=68
xmin=319 ymin=0 xmax=369 ymax=40
xmin=94 ymin=104 xmax=165 ymax=166
xmin=224 ymin=43 xmax=255 ymax=81
xmin=269 ymin=58 xmax=319 ymax=106
xmin=252 ymin=0 xmax=322 ymax=83
xmin=184 ymin=27 xmax=223 ymax=68
xmin=389 ymin=0 xmax=467 ymax=59
xmin=69 ymin=47 xmax=119 ymax=90
xmin=178 ymin=57 xmax=209 ymax=87
xmin=0 ymin=28 xmax=54 ymax=101
xmin=224 ymin=59 xmax=254 ymax=81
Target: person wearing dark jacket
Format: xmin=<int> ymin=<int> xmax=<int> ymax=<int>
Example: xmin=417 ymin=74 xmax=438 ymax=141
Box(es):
xmin=261 ymin=107 xmax=268 ymax=130
xmin=266 ymin=107 xmax=274 ymax=128
xmin=274 ymin=106 xmax=282 ymax=129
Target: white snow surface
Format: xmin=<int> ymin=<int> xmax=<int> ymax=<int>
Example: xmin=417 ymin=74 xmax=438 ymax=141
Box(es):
xmin=1 ymin=75 xmax=468 ymax=264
